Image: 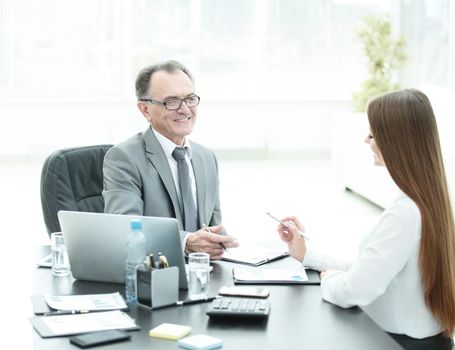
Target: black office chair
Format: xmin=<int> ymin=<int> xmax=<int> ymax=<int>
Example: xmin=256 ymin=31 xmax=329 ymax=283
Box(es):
xmin=40 ymin=144 xmax=113 ymax=236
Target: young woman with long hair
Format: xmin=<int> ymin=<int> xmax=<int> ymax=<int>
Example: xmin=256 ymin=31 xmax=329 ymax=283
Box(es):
xmin=278 ymin=89 xmax=455 ymax=350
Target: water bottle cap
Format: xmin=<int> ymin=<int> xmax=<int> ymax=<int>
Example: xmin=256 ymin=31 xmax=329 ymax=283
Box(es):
xmin=130 ymin=219 xmax=142 ymax=230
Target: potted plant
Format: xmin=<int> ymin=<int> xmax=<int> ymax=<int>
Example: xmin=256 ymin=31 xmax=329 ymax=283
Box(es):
xmin=352 ymin=13 xmax=407 ymax=112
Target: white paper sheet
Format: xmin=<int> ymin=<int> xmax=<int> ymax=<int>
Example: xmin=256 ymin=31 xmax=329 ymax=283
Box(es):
xmin=37 ymin=310 xmax=136 ymax=336
xmin=44 ymin=292 xmax=127 ymax=311
xmin=233 ymin=268 xmax=308 ymax=282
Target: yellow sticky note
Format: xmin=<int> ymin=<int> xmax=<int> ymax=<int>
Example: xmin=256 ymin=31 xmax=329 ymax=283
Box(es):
xmin=149 ymin=323 xmax=192 ymax=340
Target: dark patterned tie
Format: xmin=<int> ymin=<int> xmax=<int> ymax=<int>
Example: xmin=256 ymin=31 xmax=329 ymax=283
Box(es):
xmin=172 ymin=147 xmax=198 ymax=232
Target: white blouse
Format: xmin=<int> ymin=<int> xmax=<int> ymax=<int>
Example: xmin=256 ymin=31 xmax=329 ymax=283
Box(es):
xmin=303 ymin=194 xmax=442 ymax=339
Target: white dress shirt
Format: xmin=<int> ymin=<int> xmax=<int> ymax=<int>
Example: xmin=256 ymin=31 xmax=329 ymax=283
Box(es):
xmin=303 ymin=193 xmax=442 ymax=338
xmin=152 ymin=128 xmax=197 ymax=209
xmin=152 ymin=128 xmax=198 ymax=250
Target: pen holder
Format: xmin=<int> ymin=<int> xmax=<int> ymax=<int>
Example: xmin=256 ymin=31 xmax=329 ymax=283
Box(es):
xmin=136 ymin=266 xmax=179 ymax=309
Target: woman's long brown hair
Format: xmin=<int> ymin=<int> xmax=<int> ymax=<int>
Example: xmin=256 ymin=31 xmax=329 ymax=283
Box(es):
xmin=367 ymin=89 xmax=455 ymax=336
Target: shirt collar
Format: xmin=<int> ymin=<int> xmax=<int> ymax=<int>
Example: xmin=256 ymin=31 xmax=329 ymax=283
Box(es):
xmin=151 ymin=127 xmax=192 ymax=159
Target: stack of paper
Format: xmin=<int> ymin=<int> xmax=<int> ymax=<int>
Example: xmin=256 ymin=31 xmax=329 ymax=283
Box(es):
xmin=29 ymin=292 xmax=137 ymax=338
xmin=29 ymin=310 xmax=139 ymax=338
xmin=44 ymin=292 xmax=128 ymax=312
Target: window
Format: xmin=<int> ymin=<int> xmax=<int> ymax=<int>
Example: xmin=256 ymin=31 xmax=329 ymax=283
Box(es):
xmin=0 ymin=0 xmax=402 ymax=102
xmin=399 ymin=0 xmax=454 ymax=88
xmin=0 ymin=0 xmax=121 ymax=99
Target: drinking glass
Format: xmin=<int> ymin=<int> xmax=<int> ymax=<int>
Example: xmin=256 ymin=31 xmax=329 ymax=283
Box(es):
xmin=51 ymin=232 xmax=70 ymax=277
xmin=188 ymin=252 xmax=210 ymax=299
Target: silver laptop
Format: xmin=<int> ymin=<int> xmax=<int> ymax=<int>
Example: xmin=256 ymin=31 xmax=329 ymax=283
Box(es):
xmin=57 ymin=210 xmax=188 ymax=289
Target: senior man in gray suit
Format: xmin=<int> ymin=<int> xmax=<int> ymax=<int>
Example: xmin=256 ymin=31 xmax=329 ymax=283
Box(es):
xmin=103 ymin=60 xmax=238 ymax=260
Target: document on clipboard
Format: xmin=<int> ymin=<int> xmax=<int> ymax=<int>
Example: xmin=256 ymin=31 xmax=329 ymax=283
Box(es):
xmin=44 ymin=292 xmax=127 ymax=312
xmin=221 ymin=244 xmax=289 ymax=266
xmin=30 ymin=292 xmax=128 ymax=315
xmin=232 ymin=268 xmax=309 ymax=284
xmin=29 ymin=310 xmax=139 ymax=338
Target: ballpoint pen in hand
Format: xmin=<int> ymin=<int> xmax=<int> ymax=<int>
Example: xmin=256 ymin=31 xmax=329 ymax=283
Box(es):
xmin=202 ymin=224 xmax=227 ymax=251
xmin=266 ymin=212 xmax=310 ymax=241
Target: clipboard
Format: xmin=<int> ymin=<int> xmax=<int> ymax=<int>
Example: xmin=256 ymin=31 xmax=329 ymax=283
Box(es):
xmin=29 ymin=310 xmax=139 ymax=338
xmin=30 ymin=292 xmax=128 ymax=315
xmin=232 ymin=267 xmax=321 ymax=285
xmin=221 ymin=244 xmax=289 ymax=266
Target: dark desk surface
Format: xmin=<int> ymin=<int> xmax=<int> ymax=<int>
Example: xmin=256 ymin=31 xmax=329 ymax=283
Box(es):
xmin=31 ymin=247 xmax=402 ymax=350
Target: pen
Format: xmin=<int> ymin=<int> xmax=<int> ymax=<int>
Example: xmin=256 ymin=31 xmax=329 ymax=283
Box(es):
xmin=202 ymin=224 xmax=227 ymax=251
xmin=43 ymin=309 xmax=90 ymax=316
xmin=176 ymin=296 xmax=219 ymax=306
xmin=158 ymin=252 xmax=169 ymax=269
xmin=266 ymin=212 xmax=310 ymax=241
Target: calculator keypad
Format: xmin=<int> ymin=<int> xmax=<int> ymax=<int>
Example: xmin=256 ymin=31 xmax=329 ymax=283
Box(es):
xmin=207 ymin=297 xmax=271 ymax=318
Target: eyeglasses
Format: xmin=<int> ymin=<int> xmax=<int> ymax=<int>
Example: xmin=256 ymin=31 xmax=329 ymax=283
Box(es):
xmin=139 ymin=95 xmax=200 ymax=111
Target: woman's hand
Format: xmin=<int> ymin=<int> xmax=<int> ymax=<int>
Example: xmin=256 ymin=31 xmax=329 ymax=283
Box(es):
xmin=320 ymin=269 xmax=338 ymax=279
xmin=277 ymin=216 xmax=306 ymax=262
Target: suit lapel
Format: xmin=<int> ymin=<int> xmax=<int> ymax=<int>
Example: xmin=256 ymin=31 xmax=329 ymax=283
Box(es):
xmin=191 ymin=148 xmax=206 ymax=228
xmin=143 ymin=128 xmax=183 ymax=224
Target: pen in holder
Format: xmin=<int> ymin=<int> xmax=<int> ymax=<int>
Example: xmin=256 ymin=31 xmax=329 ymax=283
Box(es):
xmin=136 ymin=256 xmax=178 ymax=309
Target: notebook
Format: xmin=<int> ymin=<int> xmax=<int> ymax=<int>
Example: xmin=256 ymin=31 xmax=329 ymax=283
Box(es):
xmin=57 ymin=211 xmax=188 ymax=289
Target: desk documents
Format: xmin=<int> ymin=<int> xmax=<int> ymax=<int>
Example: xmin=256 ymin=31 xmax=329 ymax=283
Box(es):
xmin=29 ymin=292 xmax=135 ymax=338
xmin=233 ymin=268 xmax=309 ymax=284
xmin=221 ymin=243 xmax=288 ymax=266
xmin=44 ymin=292 xmax=127 ymax=312
xmin=30 ymin=310 xmax=138 ymax=337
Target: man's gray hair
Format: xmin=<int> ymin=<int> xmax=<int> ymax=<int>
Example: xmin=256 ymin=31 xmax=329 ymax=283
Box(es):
xmin=135 ymin=60 xmax=194 ymax=99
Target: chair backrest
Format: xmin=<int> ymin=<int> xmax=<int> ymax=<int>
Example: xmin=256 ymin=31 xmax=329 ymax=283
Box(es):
xmin=40 ymin=144 xmax=113 ymax=236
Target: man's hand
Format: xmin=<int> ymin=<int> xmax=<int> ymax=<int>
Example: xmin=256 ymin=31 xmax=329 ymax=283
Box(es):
xmin=185 ymin=225 xmax=239 ymax=260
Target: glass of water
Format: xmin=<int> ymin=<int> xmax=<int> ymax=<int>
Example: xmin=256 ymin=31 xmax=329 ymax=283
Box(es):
xmin=51 ymin=232 xmax=70 ymax=277
xmin=188 ymin=252 xmax=210 ymax=300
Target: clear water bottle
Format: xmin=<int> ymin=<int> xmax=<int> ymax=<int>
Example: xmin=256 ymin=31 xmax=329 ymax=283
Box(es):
xmin=125 ymin=219 xmax=146 ymax=304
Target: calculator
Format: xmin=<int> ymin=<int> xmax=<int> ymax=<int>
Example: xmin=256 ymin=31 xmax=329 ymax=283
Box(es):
xmin=206 ymin=297 xmax=271 ymax=318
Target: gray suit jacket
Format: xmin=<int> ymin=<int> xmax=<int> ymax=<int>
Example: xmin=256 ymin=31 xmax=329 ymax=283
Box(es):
xmin=102 ymin=127 xmax=222 ymax=240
